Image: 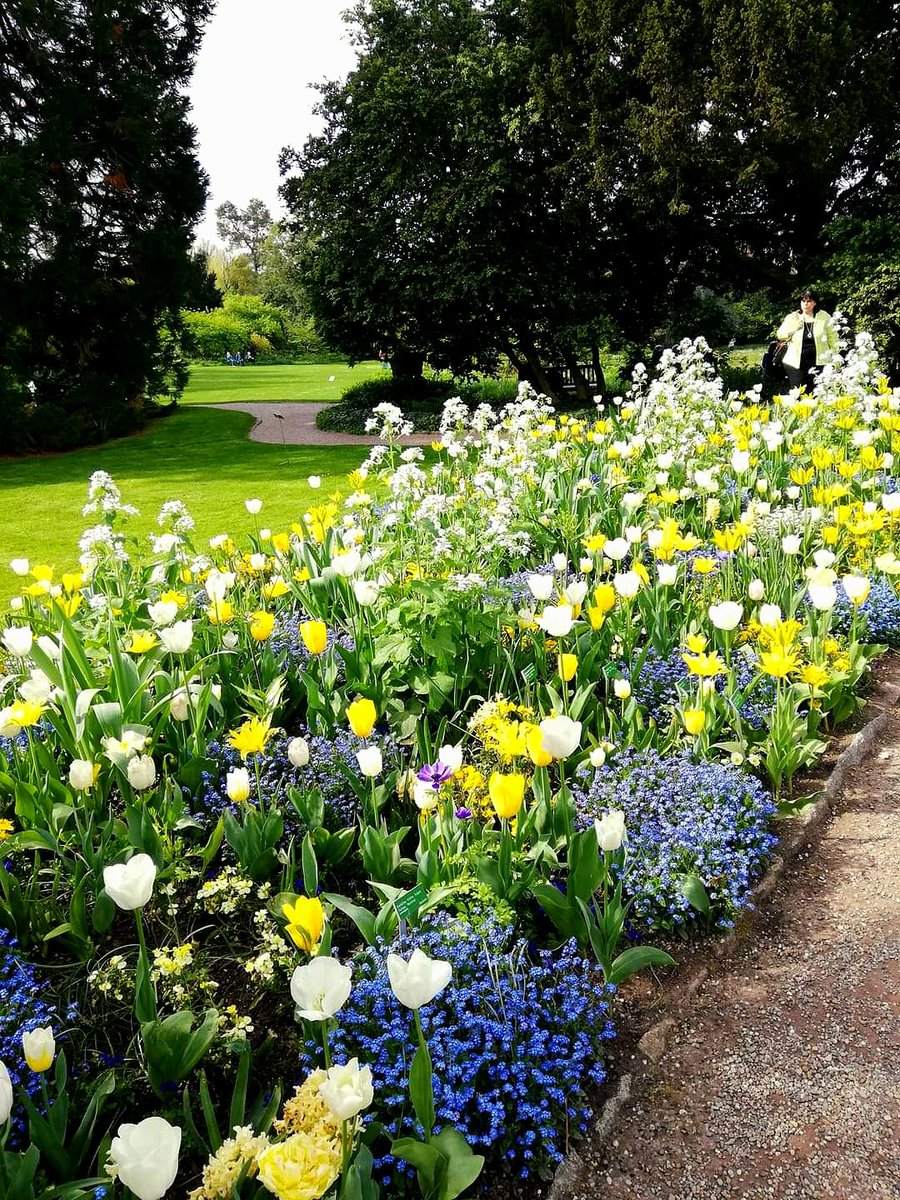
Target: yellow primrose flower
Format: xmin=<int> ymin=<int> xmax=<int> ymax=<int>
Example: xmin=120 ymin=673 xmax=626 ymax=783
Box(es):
xmin=227 ymin=716 xmax=274 ymax=760
xmin=681 ymin=708 xmax=707 ymax=736
xmin=758 ymin=649 xmax=799 ymax=678
xmin=800 ymin=663 xmax=830 ymax=688
xmin=249 ymin=610 xmax=276 ymax=642
xmin=126 ymin=630 xmax=158 ymax=655
xmin=255 ymin=1131 xmax=341 ymax=1200
xmin=682 ymin=651 xmax=725 ymax=678
xmin=346 ymin=697 xmax=377 ymax=738
xmin=282 ymin=896 xmax=325 ymax=953
xmin=488 ymin=771 xmax=526 ymax=820
xmin=299 ymin=620 xmax=327 ymax=656
xmin=207 ymin=598 xmax=235 ymax=625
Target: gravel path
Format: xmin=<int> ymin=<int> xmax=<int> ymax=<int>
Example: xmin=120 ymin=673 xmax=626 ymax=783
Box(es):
xmin=556 ymin=692 xmax=900 ymax=1200
xmin=204 ymin=402 xmax=437 ymax=446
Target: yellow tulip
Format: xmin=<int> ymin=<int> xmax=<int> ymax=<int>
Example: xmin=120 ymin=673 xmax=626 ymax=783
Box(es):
xmin=758 ymin=649 xmax=799 ymax=678
xmin=347 ymin=697 xmax=377 ymax=738
xmin=593 ymin=583 xmax=616 ymax=613
xmin=682 ymin=651 xmax=725 ymax=678
xmin=681 ymin=708 xmax=707 ymax=736
xmin=524 ymin=724 xmax=553 ymax=767
xmin=558 ymin=653 xmax=578 ymax=682
xmin=227 ymin=716 xmax=274 ymax=759
xmin=488 ymin=772 xmax=526 ymax=819
xmin=299 ymin=620 xmax=328 ymax=655
xmin=207 ymin=599 xmax=234 ymax=625
xmin=249 ymin=610 xmax=276 ymax=641
xmin=282 ymin=896 xmax=325 ymax=952
xmin=126 ymin=631 xmax=158 ymax=654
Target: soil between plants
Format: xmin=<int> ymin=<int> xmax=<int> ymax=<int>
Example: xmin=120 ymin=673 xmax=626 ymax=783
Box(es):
xmin=540 ymin=655 xmax=900 ymax=1200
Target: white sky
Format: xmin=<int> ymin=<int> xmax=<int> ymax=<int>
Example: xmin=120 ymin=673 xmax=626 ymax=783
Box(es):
xmin=188 ymin=0 xmax=358 ymax=246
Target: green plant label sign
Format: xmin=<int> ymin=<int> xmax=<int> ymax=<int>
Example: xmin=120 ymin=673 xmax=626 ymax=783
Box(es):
xmin=395 ymin=884 xmax=428 ymax=920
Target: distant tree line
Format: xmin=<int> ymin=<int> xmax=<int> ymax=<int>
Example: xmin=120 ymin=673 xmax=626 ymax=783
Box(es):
xmin=281 ymin=0 xmax=900 ymax=396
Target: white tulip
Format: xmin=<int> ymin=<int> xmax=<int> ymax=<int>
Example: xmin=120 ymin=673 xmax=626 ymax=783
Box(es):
xmin=882 ymin=492 xmax=900 ymax=513
xmin=244 ymin=499 xmax=263 ymax=514
xmin=613 ymin=571 xmax=641 ymax=599
xmin=308 ymin=476 xmax=322 ymax=489
xmin=613 ymin=678 xmax=631 ymax=700
xmin=437 ymin=743 xmax=463 ymax=772
xmin=758 ymin=603 xmax=782 ymax=628
xmin=387 ymin=948 xmax=452 ymax=1010
xmin=413 ymin=780 xmax=438 ymax=810
xmin=69 ymin=759 xmax=98 ymax=791
xmin=331 ymin=549 xmax=361 ymax=578
xmin=204 ymin=569 xmax=235 ymax=602
xmin=539 ymin=714 xmax=581 ymax=759
xmin=19 ymin=669 xmax=53 ymax=705
xmin=352 ymin=579 xmax=380 ymax=606
xmin=808 ymin=582 xmax=837 ymax=611
xmin=603 ymin=537 xmax=629 ymax=562
xmin=147 ymin=601 xmax=178 ymax=627
xmin=594 ymin=810 xmax=626 ymax=852
xmin=748 ymin=579 xmax=765 ymax=602
xmin=158 ymin=621 xmax=193 ymax=655
xmin=169 ymin=689 xmax=190 ymax=722
xmin=781 ymin=534 xmax=801 ymax=555
xmin=108 ymin=1116 xmax=182 ymax=1200
xmin=2 ymin=625 xmax=33 ymax=657
xmin=226 ymin=767 xmax=251 ymax=803
xmin=9 ymin=559 xmax=29 ymax=577
xmin=551 ymin=553 xmax=568 ymax=572
xmin=562 ymin=580 xmax=588 ymax=606
xmin=126 ymin=755 xmax=156 ymax=791
xmin=36 ymin=635 xmax=61 ymax=662
xmin=589 ymin=746 xmax=607 ymax=769
xmin=22 ymin=1026 xmax=55 ymax=1072
xmin=841 ymin=575 xmax=871 ymax=604
xmin=287 ymin=737 xmax=310 ymax=768
xmin=0 ymin=1060 xmax=12 ymax=1123
xmin=526 ymin=574 xmax=554 ymax=602
xmin=708 ymin=601 xmax=743 ymax=631
xmin=356 ymin=746 xmax=383 ymax=777
xmin=731 ymin=449 xmax=750 ymax=474
xmin=103 ymin=853 xmax=157 ymax=911
xmin=319 ymin=1058 xmax=374 ymax=1121
xmin=657 ymin=563 xmax=678 ymax=586
xmin=536 ymin=605 xmax=575 ymax=637
xmin=290 ymin=957 xmax=353 ymax=1021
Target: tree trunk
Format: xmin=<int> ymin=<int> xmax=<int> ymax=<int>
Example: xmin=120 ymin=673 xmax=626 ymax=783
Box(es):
xmin=591 ymin=342 xmax=607 ymax=398
xmin=504 ymin=336 xmax=561 ymax=405
xmin=389 ymin=347 xmax=424 ymax=379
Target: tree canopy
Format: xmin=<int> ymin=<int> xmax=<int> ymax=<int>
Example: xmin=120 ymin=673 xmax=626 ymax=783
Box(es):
xmin=281 ymin=0 xmax=900 ymax=393
xmin=214 ymin=198 xmax=273 ymax=274
xmin=0 ymin=1 xmax=212 ymax=452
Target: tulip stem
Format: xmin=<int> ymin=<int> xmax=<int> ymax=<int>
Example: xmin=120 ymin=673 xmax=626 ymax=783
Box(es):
xmin=321 ymin=1021 xmax=332 ymax=1070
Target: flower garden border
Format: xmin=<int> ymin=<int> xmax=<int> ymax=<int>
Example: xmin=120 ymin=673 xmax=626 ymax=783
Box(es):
xmin=546 ymin=654 xmax=900 ymax=1200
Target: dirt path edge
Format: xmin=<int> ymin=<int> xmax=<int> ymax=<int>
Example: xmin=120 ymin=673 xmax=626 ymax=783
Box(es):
xmin=546 ymin=662 xmax=900 ymax=1200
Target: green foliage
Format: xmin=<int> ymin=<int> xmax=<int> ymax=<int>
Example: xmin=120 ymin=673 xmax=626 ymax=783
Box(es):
xmin=182 ymin=295 xmax=325 ymax=361
xmin=317 ymin=373 xmax=520 ymax=433
xmin=215 ymin=198 xmax=273 ymax=273
xmin=0 ymin=0 xmax=214 ymax=453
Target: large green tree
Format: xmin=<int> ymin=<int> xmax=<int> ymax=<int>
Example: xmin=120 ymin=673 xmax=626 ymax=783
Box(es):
xmin=282 ymin=0 xmax=899 ymax=394
xmin=214 ymin=198 xmax=272 ymax=274
xmin=0 ymin=1 xmax=212 ymax=452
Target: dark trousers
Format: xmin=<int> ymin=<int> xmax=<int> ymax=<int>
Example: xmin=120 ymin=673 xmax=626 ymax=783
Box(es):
xmin=784 ymin=362 xmax=820 ymax=390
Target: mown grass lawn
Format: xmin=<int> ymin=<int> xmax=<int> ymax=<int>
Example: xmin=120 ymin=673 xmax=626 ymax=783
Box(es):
xmin=0 ymin=406 xmax=367 ymax=607
xmin=181 ymin=360 xmax=384 ymax=404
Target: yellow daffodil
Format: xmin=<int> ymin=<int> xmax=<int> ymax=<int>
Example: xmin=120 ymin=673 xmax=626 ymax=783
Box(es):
xmin=126 ymin=631 xmax=158 ymax=655
xmin=282 ymin=896 xmax=325 ymax=952
xmin=346 ymin=697 xmax=377 ymax=738
xmin=299 ymin=620 xmax=328 ymax=655
xmin=488 ymin=771 xmax=526 ymax=819
xmin=249 ymin=610 xmax=276 ymax=641
xmin=227 ymin=716 xmax=274 ymax=759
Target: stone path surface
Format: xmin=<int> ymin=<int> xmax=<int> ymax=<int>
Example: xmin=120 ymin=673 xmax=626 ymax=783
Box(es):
xmin=205 ymin=402 xmax=436 ymax=446
xmin=553 ymin=684 xmax=900 ymax=1200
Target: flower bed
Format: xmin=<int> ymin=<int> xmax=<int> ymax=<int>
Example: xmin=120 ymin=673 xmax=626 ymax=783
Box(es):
xmin=0 ymin=330 xmax=898 ymax=1198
